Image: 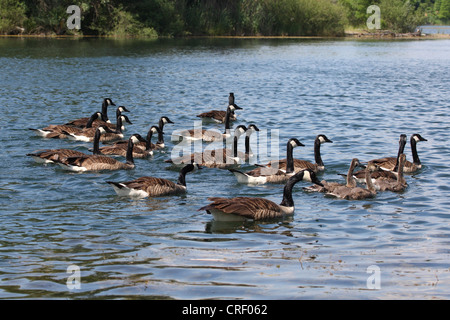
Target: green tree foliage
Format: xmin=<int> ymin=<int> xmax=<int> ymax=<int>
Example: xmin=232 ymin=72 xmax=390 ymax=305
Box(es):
xmin=439 ymin=0 xmax=450 ymax=20
xmin=0 ymin=0 xmax=27 ymax=34
xmin=0 ymin=0 xmax=440 ymax=36
xmin=379 ymin=0 xmax=426 ymax=32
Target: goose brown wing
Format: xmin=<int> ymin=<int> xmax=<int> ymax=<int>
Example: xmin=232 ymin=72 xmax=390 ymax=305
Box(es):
xmin=125 ymin=177 xmax=182 ymax=196
xmin=35 ymin=149 xmax=87 ymax=161
xmin=264 ymin=159 xmax=317 ymax=172
xmin=202 ymin=197 xmax=281 ymax=220
xmin=197 ymin=110 xmax=225 ymax=119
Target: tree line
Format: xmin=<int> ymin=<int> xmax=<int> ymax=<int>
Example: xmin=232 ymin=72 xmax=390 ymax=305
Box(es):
xmin=0 ymin=0 xmax=449 ymax=37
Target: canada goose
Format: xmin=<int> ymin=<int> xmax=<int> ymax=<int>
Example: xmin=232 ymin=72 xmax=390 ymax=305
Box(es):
xmin=64 ymin=98 xmax=116 ymax=127
xmin=229 ymin=138 xmax=305 ymax=184
xmin=65 ymin=103 xmax=127 ymax=129
xmin=196 ymin=93 xmax=239 ymax=123
xmin=326 ymin=161 xmax=378 ymax=200
xmin=97 ymin=126 xmax=160 ymax=158
xmin=111 ymin=125 xmax=164 ymax=152
xmin=55 ymin=133 xmax=145 ymax=172
xmin=341 ymin=166 xmax=398 ymax=185
xmin=373 ymin=153 xmax=408 ymax=192
xmin=165 ymin=125 xmax=250 ymax=169
xmin=27 ymin=125 xmax=113 ymax=164
xmin=256 ymin=134 xmax=333 ymax=173
xmin=199 ymin=169 xmax=323 ymax=221
xmin=303 ymin=158 xmax=361 ymax=193
xmin=29 ymin=112 xmax=104 ymax=139
xmin=370 ymin=134 xmax=427 ymax=173
xmin=368 ymin=134 xmax=407 ymax=173
xmin=226 ymin=124 xmax=260 ymax=163
xmin=179 ymin=104 xmax=242 ymax=142
xmin=27 ymin=149 xmax=87 ymax=164
xmin=106 ymin=163 xmax=201 ymax=198
xmin=64 ymin=115 xmax=132 ymax=142
xmin=156 ymin=116 xmax=174 ymax=148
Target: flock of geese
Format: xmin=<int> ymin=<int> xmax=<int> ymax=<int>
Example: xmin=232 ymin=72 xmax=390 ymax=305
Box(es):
xmin=27 ymin=94 xmax=428 ymax=222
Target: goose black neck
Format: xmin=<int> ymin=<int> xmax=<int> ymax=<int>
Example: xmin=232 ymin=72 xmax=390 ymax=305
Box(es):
xmin=146 ymin=129 xmax=154 ymax=151
xmin=314 ymin=138 xmax=324 ymax=167
xmin=115 ymin=117 xmax=123 ymax=134
xmin=410 ymin=137 xmax=421 ymax=165
xmin=176 ymin=165 xmax=193 ymax=186
xmin=158 ymin=118 xmax=165 ymax=132
xmin=245 ymin=135 xmax=250 ymax=156
xmin=92 ymin=130 xmax=102 ymax=155
xmin=233 ymin=135 xmax=239 ymax=157
xmin=286 ymin=142 xmax=294 ymax=174
xmin=397 ymin=157 xmax=405 ymax=185
xmin=393 ymin=137 xmax=407 ymax=172
xmin=280 ymin=172 xmax=302 ymax=207
xmin=157 ymin=128 xmax=164 ymax=144
xmin=102 ymin=100 xmax=109 ymax=122
xmin=126 ymin=138 xmax=134 ymax=164
xmin=224 ymin=107 xmax=232 ymax=132
xmin=115 ymin=108 xmax=122 ymax=120
xmin=85 ymin=114 xmax=98 ymax=128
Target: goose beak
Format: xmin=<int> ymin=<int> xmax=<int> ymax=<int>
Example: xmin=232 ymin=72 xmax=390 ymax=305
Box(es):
xmin=233 ymin=104 xmax=243 ymax=110
xmin=120 ymin=106 xmax=130 ymax=112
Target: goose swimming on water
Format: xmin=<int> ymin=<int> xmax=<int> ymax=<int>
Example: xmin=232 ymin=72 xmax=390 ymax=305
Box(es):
xmin=373 ymin=153 xmax=408 ymax=192
xmin=63 ymin=114 xmax=132 ymax=142
xmin=97 ymin=126 xmax=161 ymax=158
xmin=62 ymin=98 xmax=116 ymax=128
xmin=178 ymin=103 xmax=242 ymax=142
xmin=106 ymin=163 xmax=201 ymax=198
xmin=256 ymin=134 xmax=333 ymax=173
xmin=27 ymin=125 xmax=113 ymax=164
xmin=29 ymin=112 xmax=105 ymax=139
xmin=369 ymin=134 xmax=427 ymax=173
xmin=166 ymin=124 xmax=258 ymax=169
xmin=55 ymin=132 xmax=146 ymax=172
xmin=197 ymin=93 xmax=240 ymax=123
xmin=199 ymin=169 xmax=323 ymax=221
xmin=229 ymin=138 xmax=305 ymax=184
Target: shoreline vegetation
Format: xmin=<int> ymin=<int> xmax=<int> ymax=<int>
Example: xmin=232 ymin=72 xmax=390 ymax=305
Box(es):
xmin=0 ymin=0 xmax=449 ymax=39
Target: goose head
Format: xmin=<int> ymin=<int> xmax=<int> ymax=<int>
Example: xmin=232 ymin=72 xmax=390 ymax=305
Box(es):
xmin=247 ymin=124 xmax=260 ymax=134
xmin=299 ymin=169 xmax=324 ymax=186
xmin=317 ymin=134 xmax=333 ymax=144
xmin=96 ymin=125 xmax=115 ymax=135
xmin=288 ymin=138 xmax=305 ymax=149
xmin=104 ymin=98 xmax=116 ymax=107
xmin=234 ymin=125 xmax=247 ymax=137
xmin=411 ymin=133 xmax=427 ymax=143
xmin=228 ymin=104 xmax=242 ymax=112
xmin=190 ymin=162 xmax=203 ymax=172
xmin=160 ymin=116 xmax=174 ymax=125
xmin=117 ymin=106 xmax=130 ymax=113
xmin=130 ymin=134 xmax=147 ymax=145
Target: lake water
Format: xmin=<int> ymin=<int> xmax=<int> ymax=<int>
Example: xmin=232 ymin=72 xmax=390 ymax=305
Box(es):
xmin=0 ymin=37 xmax=449 ymax=300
